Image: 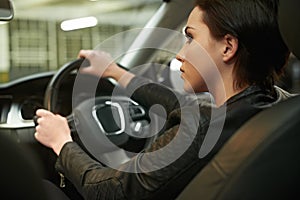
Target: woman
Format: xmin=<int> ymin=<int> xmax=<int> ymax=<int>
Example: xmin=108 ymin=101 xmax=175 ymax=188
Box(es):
xmin=35 ymin=0 xmax=291 ymax=199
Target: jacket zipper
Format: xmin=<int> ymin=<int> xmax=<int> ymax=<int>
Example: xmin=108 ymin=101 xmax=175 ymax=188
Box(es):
xmin=59 ymin=172 xmax=66 ymax=188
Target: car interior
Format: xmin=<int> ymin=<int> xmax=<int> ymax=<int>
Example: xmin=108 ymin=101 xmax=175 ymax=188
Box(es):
xmin=0 ymin=0 xmax=299 ymax=199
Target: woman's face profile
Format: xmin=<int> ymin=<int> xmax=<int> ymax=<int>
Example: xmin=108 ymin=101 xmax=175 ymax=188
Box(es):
xmin=177 ymin=7 xmax=225 ymax=94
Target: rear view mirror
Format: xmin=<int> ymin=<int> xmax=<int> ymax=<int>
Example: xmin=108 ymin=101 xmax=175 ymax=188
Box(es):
xmin=0 ymin=0 xmax=13 ymax=21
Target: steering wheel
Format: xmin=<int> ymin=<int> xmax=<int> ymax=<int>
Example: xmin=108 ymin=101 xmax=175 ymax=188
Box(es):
xmin=44 ymin=58 xmax=162 ymax=167
xmin=44 ymin=58 xmax=89 ymax=111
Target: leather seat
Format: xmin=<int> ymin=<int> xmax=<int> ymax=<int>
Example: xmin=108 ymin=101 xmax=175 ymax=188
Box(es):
xmin=0 ymin=133 xmax=48 ymax=199
xmin=177 ymin=95 xmax=300 ymax=199
xmin=177 ymin=0 xmax=300 ymax=199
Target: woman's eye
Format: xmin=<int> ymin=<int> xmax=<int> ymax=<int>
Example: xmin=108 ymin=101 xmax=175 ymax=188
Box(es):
xmin=182 ymin=26 xmax=193 ymax=44
xmin=185 ymin=35 xmax=193 ymax=43
xmin=184 ymin=33 xmax=193 ymax=44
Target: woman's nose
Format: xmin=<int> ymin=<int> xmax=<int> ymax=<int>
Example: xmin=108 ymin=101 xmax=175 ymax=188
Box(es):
xmin=176 ymin=47 xmax=185 ymax=63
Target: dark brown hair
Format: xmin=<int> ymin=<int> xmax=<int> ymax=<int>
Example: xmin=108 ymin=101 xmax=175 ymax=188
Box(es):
xmin=195 ymin=0 xmax=290 ymax=89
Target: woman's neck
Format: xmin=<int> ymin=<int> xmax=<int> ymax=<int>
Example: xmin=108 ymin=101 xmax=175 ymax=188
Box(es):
xmin=212 ymin=81 xmax=248 ymax=107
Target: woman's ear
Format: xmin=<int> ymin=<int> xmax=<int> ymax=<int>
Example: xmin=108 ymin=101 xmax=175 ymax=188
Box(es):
xmin=222 ymin=34 xmax=238 ymax=62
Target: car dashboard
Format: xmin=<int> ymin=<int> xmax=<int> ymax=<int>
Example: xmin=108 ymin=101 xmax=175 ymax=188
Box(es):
xmin=0 ymin=72 xmax=57 ymax=142
xmin=0 ymin=71 xmax=115 ymax=144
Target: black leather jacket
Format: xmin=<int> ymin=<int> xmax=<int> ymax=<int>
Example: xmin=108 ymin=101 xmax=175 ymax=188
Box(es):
xmin=55 ymin=76 xmax=292 ymax=200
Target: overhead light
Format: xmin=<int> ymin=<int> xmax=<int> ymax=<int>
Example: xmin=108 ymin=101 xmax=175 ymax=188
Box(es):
xmin=61 ymin=16 xmax=98 ymax=31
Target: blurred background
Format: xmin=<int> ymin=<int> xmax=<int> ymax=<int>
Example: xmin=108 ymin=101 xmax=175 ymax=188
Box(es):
xmin=0 ymin=0 xmax=162 ymax=82
xmin=1 ymin=0 xmax=299 ymax=94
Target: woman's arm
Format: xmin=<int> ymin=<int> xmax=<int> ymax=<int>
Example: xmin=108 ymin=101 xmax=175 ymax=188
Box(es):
xmin=78 ymin=49 xmax=196 ymax=115
xmin=55 ymin=105 xmax=204 ymax=200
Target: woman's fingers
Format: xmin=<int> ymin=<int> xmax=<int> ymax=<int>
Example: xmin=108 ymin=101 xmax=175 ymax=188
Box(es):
xmin=36 ymin=108 xmax=53 ymax=117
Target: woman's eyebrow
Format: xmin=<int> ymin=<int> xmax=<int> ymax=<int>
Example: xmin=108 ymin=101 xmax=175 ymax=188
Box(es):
xmin=182 ymin=26 xmax=195 ymax=35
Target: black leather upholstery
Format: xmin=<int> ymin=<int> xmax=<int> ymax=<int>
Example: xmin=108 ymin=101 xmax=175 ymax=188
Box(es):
xmin=177 ymin=95 xmax=300 ymax=199
xmin=0 ymin=133 xmax=48 ymax=199
xmin=278 ymin=0 xmax=300 ymax=58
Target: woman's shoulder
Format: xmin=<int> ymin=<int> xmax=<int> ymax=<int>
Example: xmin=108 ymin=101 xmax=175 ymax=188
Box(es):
xmin=251 ymin=85 xmax=295 ymax=108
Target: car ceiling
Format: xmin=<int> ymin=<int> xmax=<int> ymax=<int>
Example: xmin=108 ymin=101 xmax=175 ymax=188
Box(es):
xmin=11 ymin=0 xmax=162 ymax=25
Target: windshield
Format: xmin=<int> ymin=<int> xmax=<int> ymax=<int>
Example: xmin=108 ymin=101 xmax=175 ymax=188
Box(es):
xmin=0 ymin=0 xmax=161 ymax=84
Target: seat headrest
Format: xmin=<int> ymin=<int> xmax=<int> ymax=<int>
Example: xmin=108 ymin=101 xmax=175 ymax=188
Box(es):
xmin=278 ymin=0 xmax=300 ymax=58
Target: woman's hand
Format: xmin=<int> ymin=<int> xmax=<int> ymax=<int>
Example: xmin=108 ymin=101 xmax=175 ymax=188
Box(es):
xmin=78 ymin=49 xmax=135 ymax=88
xmin=78 ymin=50 xmax=120 ymax=78
xmin=34 ymin=109 xmax=73 ymax=155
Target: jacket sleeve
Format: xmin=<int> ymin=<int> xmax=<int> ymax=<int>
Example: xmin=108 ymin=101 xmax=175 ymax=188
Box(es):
xmin=55 ymin=105 xmax=208 ymax=200
xmin=125 ymin=76 xmax=199 ymax=116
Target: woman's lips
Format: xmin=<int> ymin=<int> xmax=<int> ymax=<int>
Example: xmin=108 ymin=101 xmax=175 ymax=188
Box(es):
xmin=180 ymin=68 xmax=185 ymax=79
xmin=180 ymin=67 xmax=184 ymax=73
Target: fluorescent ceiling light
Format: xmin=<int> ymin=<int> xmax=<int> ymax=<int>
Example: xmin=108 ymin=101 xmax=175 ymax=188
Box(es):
xmin=61 ymin=16 xmax=98 ymax=31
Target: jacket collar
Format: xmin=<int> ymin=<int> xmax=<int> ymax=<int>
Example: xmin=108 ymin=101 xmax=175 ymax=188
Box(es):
xmin=225 ymin=85 xmax=274 ymax=106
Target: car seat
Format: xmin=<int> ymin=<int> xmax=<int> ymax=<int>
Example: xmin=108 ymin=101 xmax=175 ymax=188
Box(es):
xmin=176 ymin=0 xmax=300 ymax=199
xmin=0 ymin=133 xmax=48 ymax=199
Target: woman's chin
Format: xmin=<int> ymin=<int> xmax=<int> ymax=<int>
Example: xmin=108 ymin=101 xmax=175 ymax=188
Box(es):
xmin=183 ymin=84 xmax=195 ymax=93
xmin=183 ymin=84 xmax=208 ymax=94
